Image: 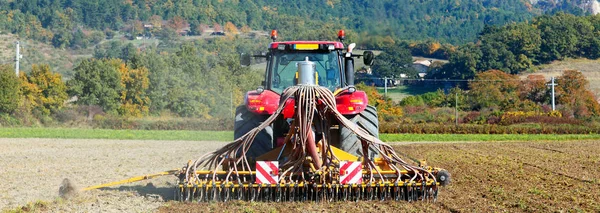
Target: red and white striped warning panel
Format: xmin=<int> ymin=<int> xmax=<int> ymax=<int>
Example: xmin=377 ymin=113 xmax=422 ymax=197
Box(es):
xmin=255 ymin=161 xmax=279 ymax=184
xmin=339 ymin=161 xmax=363 ymax=184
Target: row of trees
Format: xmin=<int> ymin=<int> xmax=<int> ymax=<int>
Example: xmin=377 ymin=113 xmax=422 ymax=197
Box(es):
xmin=402 ymin=70 xmax=600 ymax=118
xmin=0 ymin=64 xmax=67 ymax=116
xmin=0 ymin=35 xmax=267 ymax=124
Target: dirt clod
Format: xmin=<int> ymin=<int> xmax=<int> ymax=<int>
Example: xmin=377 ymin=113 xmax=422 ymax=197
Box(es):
xmin=58 ymin=178 xmax=77 ymax=199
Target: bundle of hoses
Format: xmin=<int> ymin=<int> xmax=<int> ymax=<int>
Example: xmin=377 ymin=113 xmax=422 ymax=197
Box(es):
xmin=178 ymin=85 xmax=450 ymax=202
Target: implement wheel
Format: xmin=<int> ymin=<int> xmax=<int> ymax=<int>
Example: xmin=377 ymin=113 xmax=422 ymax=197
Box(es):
xmin=234 ymin=105 xmax=274 ymax=158
xmin=338 ymin=105 xmax=379 ymax=157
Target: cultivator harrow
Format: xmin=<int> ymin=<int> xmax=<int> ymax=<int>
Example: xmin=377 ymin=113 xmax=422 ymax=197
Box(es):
xmin=175 ymin=161 xmax=449 ymax=202
xmin=175 ymin=73 xmax=450 ymax=202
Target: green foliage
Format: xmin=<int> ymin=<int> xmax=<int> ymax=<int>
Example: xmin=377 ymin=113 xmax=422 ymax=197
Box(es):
xmin=0 ymin=0 xmax=591 ymax=49
xmin=371 ymin=45 xmax=415 ymax=78
xmin=404 ymin=41 xmax=454 ymax=59
xmin=0 ymin=128 xmax=234 ymax=141
xmin=125 ymin=39 xmax=263 ymax=118
xmin=0 ymin=65 xmax=20 ymax=114
xmin=437 ymin=13 xmax=600 ymax=80
xmin=67 ymin=59 xmax=123 ymax=113
xmin=435 ymin=43 xmax=482 ymax=79
xmin=399 ymin=96 xmax=425 ymax=107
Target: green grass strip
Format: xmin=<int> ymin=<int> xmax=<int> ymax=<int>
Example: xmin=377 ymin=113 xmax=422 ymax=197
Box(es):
xmin=0 ymin=128 xmax=234 ymax=141
xmin=380 ymin=133 xmax=600 ymax=142
xmin=0 ymin=128 xmax=599 ymax=142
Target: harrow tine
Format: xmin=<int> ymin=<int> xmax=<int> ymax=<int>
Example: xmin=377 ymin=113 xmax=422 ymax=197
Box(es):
xmin=237 ymin=184 xmax=243 ymax=201
xmin=251 ymin=187 xmax=257 ymax=202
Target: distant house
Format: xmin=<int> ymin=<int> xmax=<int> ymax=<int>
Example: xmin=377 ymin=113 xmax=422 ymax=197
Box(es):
xmin=356 ymin=67 xmax=372 ymax=75
xmin=413 ymin=60 xmax=432 ymax=78
xmin=210 ymin=31 xmax=226 ymax=36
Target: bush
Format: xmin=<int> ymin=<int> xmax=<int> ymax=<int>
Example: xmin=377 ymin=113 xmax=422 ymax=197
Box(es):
xmin=0 ymin=114 xmax=20 ymax=126
xmin=53 ymin=107 xmax=84 ymax=124
xmin=0 ymin=65 xmax=21 ymax=114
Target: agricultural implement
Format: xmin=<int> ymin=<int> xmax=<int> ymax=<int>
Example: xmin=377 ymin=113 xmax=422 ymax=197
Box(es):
xmin=174 ymin=30 xmax=450 ymax=202
xmin=68 ymin=30 xmax=450 ymax=202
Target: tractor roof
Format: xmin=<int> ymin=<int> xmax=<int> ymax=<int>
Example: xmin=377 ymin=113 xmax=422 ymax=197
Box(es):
xmin=269 ymin=41 xmax=344 ymax=50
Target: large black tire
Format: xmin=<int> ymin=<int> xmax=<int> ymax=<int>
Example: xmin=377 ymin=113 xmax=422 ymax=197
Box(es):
xmin=337 ymin=105 xmax=379 ymax=158
xmin=234 ymin=105 xmax=274 ymax=158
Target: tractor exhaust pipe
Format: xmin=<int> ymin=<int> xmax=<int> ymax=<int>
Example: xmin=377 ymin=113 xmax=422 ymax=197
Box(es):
xmin=345 ymin=57 xmax=354 ymax=86
xmin=345 ymin=43 xmax=356 ymax=86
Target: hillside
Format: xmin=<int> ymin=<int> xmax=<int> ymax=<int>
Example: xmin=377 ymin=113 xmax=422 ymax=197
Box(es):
xmin=0 ymin=34 xmax=79 ymax=78
xmin=1 ymin=0 xmax=599 ymax=47
xmin=521 ymin=58 xmax=600 ymax=96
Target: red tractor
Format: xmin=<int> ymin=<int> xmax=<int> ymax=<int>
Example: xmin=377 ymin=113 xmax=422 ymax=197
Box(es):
xmin=237 ymin=30 xmax=377 ymax=159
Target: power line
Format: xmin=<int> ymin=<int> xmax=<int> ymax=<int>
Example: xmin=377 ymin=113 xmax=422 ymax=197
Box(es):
xmin=360 ymin=77 xmax=600 ymax=82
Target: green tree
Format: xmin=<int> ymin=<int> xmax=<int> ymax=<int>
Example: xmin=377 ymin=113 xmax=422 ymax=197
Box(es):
xmin=372 ymin=45 xmax=415 ymax=78
xmin=0 ymin=65 xmax=20 ymax=114
xmin=67 ymin=59 xmax=123 ymax=113
xmin=436 ymin=43 xmax=482 ymax=79
xmin=534 ymin=13 xmax=580 ymax=63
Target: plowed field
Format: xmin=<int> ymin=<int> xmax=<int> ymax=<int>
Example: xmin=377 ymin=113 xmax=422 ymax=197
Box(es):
xmin=2 ymin=139 xmax=599 ymax=212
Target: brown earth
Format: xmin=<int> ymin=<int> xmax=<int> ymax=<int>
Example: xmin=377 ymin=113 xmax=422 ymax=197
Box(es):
xmin=0 ymin=138 xmax=224 ymax=212
xmin=1 ymin=139 xmax=599 ymax=212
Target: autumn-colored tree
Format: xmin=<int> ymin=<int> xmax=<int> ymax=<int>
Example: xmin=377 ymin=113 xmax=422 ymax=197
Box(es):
xmin=356 ymin=83 xmax=403 ymax=121
xmin=19 ymin=72 xmax=41 ymax=113
xmin=168 ymin=16 xmax=188 ymax=32
xmin=191 ymin=22 xmax=208 ymax=35
xmin=428 ymin=42 xmax=442 ymax=55
xmin=555 ymin=70 xmax=600 ymax=117
xmin=149 ymin=15 xmax=162 ymax=30
xmin=213 ymin=23 xmax=222 ymax=32
xmin=117 ymin=63 xmax=150 ymax=117
xmin=24 ymin=64 xmax=68 ymax=115
xmin=132 ymin=20 xmax=144 ymax=36
xmin=469 ymin=70 xmax=521 ymax=111
xmin=224 ymin=22 xmax=238 ymax=34
xmin=519 ymin=74 xmax=548 ymax=104
xmin=240 ymin=25 xmax=251 ymax=33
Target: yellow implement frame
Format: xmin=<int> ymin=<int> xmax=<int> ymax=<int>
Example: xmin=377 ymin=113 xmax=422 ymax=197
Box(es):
xmin=82 ymin=170 xmax=179 ymax=191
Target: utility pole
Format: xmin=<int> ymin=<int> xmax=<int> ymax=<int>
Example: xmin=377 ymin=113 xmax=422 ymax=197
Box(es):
xmin=15 ymin=41 xmax=21 ymax=76
xmin=384 ymin=77 xmax=388 ymax=98
xmin=455 ymin=92 xmax=458 ymax=125
xmin=548 ymin=77 xmax=557 ymax=111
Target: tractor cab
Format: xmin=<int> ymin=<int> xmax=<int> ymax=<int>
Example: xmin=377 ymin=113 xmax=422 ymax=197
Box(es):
xmin=266 ymin=41 xmax=345 ymax=93
xmin=241 ymin=30 xmax=374 ymax=95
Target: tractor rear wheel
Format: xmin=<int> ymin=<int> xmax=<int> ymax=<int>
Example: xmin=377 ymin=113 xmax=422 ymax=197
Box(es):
xmin=338 ymin=105 xmax=379 ymax=158
xmin=234 ymin=105 xmax=274 ymax=158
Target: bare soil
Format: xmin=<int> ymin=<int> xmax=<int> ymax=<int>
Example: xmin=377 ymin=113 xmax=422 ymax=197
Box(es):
xmin=0 ymin=138 xmax=224 ymax=212
xmin=1 ymin=139 xmax=599 ymax=212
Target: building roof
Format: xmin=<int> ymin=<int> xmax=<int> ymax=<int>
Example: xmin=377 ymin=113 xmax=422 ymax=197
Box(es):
xmin=413 ymin=60 xmax=432 ymax=67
